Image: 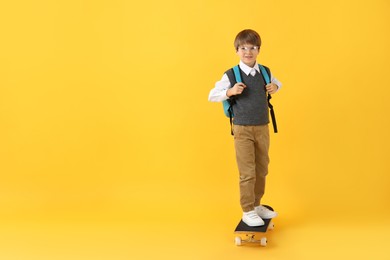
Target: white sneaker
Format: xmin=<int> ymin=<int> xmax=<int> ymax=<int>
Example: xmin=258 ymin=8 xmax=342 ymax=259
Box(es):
xmin=255 ymin=205 xmax=278 ymax=219
xmin=242 ymin=210 xmax=264 ymax=227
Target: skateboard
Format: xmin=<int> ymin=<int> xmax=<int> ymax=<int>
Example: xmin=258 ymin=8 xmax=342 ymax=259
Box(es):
xmin=234 ymin=205 xmax=275 ymax=246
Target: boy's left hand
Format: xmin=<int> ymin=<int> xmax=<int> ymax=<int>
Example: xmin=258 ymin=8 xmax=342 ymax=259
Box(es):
xmin=265 ymin=83 xmax=278 ymax=94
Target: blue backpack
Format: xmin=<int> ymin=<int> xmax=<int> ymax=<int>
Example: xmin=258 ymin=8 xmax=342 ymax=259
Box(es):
xmin=223 ymin=64 xmax=278 ymax=134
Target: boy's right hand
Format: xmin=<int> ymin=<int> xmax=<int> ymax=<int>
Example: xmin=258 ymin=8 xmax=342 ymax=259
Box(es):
xmin=226 ymin=83 xmax=246 ymax=97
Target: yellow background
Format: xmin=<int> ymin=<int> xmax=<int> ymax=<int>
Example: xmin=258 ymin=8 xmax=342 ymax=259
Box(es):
xmin=1 ymin=0 xmax=389 ymax=259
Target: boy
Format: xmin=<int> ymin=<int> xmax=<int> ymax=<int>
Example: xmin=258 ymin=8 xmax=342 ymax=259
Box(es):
xmin=208 ymin=29 xmax=281 ymax=226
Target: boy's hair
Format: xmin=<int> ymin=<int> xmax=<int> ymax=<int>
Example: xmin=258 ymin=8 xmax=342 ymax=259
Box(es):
xmin=234 ymin=29 xmax=262 ymax=51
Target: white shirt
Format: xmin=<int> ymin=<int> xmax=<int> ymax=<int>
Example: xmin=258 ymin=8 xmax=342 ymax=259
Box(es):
xmin=208 ymin=61 xmax=282 ymax=102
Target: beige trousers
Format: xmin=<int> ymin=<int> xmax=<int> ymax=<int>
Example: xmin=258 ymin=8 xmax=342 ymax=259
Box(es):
xmin=233 ymin=124 xmax=270 ymax=212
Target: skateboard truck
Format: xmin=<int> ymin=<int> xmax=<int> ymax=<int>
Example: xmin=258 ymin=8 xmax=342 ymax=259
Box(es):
xmin=235 ymin=234 xmax=268 ymax=246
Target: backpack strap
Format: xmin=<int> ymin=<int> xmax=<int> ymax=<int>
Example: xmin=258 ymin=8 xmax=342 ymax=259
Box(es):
xmin=226 ymin=65 xmax=241 ymax=135
xmin=259 ymin=65 xmax=270 ymax=83
xmin=233 ymin=65 xmax=242 ymax=83
xmin=259 ymin=65 xmax=278 ymax=133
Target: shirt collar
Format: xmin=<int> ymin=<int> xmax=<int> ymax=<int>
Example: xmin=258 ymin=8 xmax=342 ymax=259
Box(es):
xmin=239 ymin=61 xmax=260 ymax=76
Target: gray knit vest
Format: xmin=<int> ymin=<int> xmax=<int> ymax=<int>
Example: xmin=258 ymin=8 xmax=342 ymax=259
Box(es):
xmin=226 ymin=66 xmax=270 ymax=125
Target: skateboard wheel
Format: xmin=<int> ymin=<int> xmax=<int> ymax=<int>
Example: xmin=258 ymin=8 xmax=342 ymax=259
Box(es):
xmin=260 ymin=237 xmax=267 ymax=247
xmin=268 ymin=221 xmax=275 ymax=230
xmin=235 ymin=236 xmax=242 ymax=246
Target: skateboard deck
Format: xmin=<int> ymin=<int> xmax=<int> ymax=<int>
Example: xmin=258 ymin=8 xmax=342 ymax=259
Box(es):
xmin=234 ymin=205 xmax=275 ymax=246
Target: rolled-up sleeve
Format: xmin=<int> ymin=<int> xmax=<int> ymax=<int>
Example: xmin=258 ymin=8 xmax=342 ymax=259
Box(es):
xmin=270 ymin=72 xmax=282 ymax=91
xmin=208 ymin=73 xmax=231 ymax=102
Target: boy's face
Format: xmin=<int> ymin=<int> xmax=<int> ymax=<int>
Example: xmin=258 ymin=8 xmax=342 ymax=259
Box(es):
xmin=236 ymin=44 xmax=260 ymax=67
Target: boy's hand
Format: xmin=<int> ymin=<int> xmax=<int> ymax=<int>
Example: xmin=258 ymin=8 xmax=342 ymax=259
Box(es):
xmin=265 ymin=83 xmax=278 ymax=94
xmin=227 ymin=83 xmax=247 ymax=97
